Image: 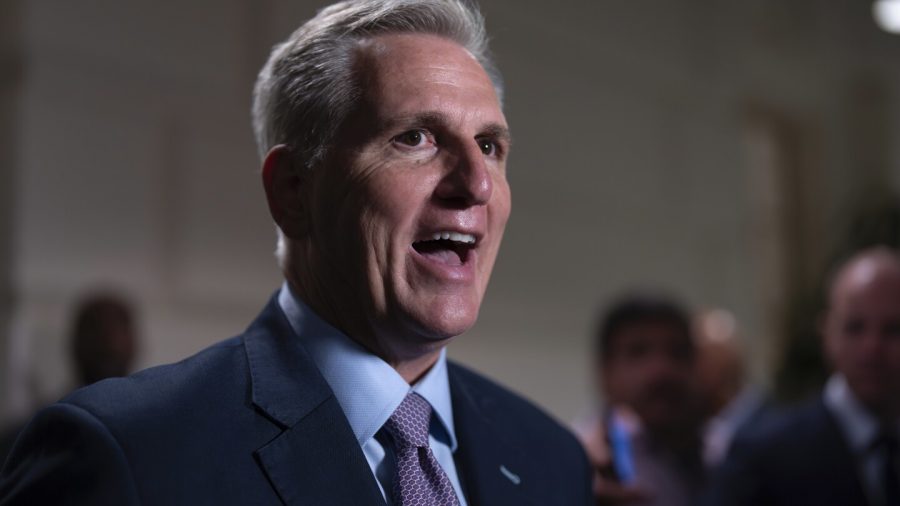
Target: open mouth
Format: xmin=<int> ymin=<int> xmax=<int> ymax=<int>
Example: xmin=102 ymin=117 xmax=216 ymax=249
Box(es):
xmin=412 ymin=231 xmax=477 ymax=266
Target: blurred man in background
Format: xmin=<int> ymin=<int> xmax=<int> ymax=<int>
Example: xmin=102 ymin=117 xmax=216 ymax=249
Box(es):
xmin=0 ymin=291 xmax=138 ymax=465
xmin=576 ymin=293 xmax=705 ymax=506
xmin=706 ymin=247 xmax=900 ymax=506
xmin=693 ymin=308 xmax=768 ymax=468
xmin=69 ymin=293 xmax=139 ymax=387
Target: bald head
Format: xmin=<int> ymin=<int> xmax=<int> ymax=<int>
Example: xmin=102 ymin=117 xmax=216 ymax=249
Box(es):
xmin=823 ymin=247 xmax=900 ymax=420
xmin=694 ymin=309 xmax=745 ymax=417
xmin=828 ymin=247 xmax=900 ymax=308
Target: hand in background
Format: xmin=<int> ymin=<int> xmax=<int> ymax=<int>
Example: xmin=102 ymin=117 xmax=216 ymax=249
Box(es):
xmin=593 ymin=460 xmax=650 ymax=505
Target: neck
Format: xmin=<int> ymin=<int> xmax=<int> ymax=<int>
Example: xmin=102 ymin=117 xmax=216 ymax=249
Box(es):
xmin=392 ymin=350 xmax=442 ymax=384
xmin=285 ymin=255 xmax=445 ymax=385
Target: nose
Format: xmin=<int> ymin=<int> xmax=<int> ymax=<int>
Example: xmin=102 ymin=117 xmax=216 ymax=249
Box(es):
xmin=647 ymin=355 xmax=682 ymax=380
xmin=434 ymin=143 xmax=493 ymax=207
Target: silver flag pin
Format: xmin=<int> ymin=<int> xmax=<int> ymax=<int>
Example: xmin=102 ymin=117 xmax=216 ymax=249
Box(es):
xmin=499 ymin=465 xmax=521 ymax=485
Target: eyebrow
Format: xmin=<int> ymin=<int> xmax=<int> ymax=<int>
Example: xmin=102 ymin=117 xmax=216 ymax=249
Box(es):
xmin=386 ymin=111 xmax=512 ymax=145
xmin=479 ymin=123 xmax=513 ymax=147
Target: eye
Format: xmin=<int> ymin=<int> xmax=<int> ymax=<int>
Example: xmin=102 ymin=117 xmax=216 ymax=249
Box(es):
xmin=393 ymin=129 xmax=430 ymax=148
xmin=477 ymin=136 xmax=507 ymax=159
xmin=477 ymin=138 xmax=498 ymax=156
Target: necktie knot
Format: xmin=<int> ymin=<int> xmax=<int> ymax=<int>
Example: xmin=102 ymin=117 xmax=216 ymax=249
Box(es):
xmin=382 ymin=391 xmax=461 ymax=505
xmin=384 ymin=392 xmax=432 ymax=449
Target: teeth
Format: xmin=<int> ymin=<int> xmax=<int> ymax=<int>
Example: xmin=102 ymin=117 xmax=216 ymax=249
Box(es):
xmin=429 ymin=231 xmax=476 ymax=244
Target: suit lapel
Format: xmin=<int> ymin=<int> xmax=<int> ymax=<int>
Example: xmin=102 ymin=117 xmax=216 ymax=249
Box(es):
xmin=449 ymin=366 xmax=537 ymax=506
xmin=244 ymin=296 xmax=384 ymax=505
xmin=255 ymin=396 xmax=384 ymax=505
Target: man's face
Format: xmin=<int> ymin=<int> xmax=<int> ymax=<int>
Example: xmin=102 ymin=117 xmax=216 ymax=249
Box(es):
xmin=825 ymin=266 xmax=900 ymax=417
xmin=307 ymin=33 xmax=510 ymax=353
xmin=602 ymin=321 xmax=697 ymax=432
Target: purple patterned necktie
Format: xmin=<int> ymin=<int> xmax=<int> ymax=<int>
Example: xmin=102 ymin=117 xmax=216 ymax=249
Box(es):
xmin=382 ymin=392 xmax=461 ymax=506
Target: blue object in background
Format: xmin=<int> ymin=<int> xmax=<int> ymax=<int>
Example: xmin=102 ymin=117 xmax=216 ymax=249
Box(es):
xmin=607 ymin=414 xmax=636 ymax=484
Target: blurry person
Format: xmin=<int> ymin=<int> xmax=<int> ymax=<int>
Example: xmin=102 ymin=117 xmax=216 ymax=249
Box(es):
xmin=0 ymin=291 xmax=139 ymax=466
xmin=0 ymin=1 xmax=592 ymax=504
xmin=575 ymin=293 xmax=705 ymax=506
xmin=69 ymin=292 xmax=139 ymax=387
xmin=694 ymin=308 xmax=768 ymax=467
xmin=706 ymin=247 xmax=900 ymax=506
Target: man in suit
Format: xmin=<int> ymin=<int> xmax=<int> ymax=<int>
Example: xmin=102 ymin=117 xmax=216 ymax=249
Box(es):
xmin=704 ymin=247 xmax=900 ymax=506
xmin=0 ymin=292 xmax=139 ymax=466
xmin=693 ymin=308 xmax=769 ymax=468
xmin=575 ymin=293 xmax=706 ymax=506
xmin=0 ymin=1 xmax=592 ymax=504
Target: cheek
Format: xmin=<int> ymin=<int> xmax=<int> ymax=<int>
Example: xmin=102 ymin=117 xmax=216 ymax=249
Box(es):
xmin=481 ymin=184 xmax=511 ymax=268
xmin=885 ymin=340 xmax=900 ymax=365
xmin=358 ymin=189 xmax=425 ymax=272
xmin=368 ymin=170 xmax=431 ymax=219
xmin=824 ymin=333 xmax=844 ymax=362
xmin=491 ymin=181 xmax=512 ymax=227
xmin=606 ymin=366 xmax=636 ymax=394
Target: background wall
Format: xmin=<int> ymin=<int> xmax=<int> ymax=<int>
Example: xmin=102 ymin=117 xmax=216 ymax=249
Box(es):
xmin=2 ymin=0 xmax=899 ymax=425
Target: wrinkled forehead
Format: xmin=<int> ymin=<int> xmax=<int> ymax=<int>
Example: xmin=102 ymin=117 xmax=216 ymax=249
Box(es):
xmin=353 ymin=32 xmax=500 ymax=106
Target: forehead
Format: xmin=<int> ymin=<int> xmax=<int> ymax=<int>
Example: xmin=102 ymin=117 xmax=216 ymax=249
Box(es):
xmin=831 ymin=262 xmax=900 ymax=311
xmin=610 ymin=320 xmax=691 ymax=351
xmin=354 ymin=32 xmax=502 ymax=120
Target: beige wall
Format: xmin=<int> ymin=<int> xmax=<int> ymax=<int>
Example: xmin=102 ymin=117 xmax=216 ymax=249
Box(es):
xmin=4 ymin=0 xmax=900 ymax=423
xmin=0 ymin=0 xmax=22 ymax=419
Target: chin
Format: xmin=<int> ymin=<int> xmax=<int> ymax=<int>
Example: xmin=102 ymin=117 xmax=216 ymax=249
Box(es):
xmin=421 ymin=315 xmax=478 ymax=340
xmin=408 ymin=301 xmax=480 ymax=341
xmin=848 ymin=379 xmax=894 ymax=412
xmin=855 ymin=384 xmax=891 ymax=405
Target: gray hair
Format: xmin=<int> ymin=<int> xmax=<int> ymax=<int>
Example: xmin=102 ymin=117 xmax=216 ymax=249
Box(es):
xmin=251 ymin=0 xmax=503 ymax=165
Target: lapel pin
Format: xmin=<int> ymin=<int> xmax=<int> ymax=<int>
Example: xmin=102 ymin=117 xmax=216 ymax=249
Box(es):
xmin=499 ymin=465 xmax=521 ymax=485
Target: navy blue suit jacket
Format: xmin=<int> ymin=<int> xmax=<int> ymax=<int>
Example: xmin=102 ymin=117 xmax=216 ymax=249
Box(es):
xmin=703 ymin=397 xmax=869 ymax=506
xmin=0 ymin=296 xmax=592 ymax=505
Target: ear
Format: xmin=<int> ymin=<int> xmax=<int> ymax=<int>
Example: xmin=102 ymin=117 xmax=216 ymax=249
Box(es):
xmin=261 ymin=145 xmax=309 ymax=239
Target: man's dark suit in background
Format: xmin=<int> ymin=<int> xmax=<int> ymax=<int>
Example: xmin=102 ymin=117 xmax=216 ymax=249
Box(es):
xmin=704 ymin=398 xmax=867 ymax=506
xmin=704 ymin=247 xmax=900 ymax=506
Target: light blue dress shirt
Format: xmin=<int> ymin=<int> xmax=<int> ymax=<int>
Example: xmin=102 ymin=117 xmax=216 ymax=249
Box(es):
xmin=824 ymin=374 xmax=900 ymax=506
xmin=278 ymin=283 xmax=468 ymax=505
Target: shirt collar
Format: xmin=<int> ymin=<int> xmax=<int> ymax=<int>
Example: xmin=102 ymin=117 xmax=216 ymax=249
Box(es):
xmin=824 ymin=374 xmax=881 ymax=452
xmin=413 ymin=347 xmax=457 ymax=450
xmin=277 ymin=282 xmax=458 ymax=451
xmin=714 ymin=385 xmax=765 ymax=428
